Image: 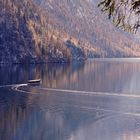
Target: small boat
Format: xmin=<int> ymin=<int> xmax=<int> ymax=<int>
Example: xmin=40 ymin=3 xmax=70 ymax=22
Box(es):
xmin=28 ymin=79 xmax=41 ymax=85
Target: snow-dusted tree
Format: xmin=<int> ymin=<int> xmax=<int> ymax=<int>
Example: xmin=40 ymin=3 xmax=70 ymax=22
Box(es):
xmin=98 ymin=0 xmax=140 ymax=32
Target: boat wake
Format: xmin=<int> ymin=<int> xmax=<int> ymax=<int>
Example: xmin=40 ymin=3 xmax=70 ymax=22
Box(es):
xmin=0 ymin=84 xmax=28 ymax=88
xmin=9 ymin=84 xmax=140 ymax=118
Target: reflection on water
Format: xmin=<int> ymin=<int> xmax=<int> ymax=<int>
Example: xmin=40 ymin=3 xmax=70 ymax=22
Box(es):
xmin=1 ymin=59 xmax=140 ymax=140
xmin=1 ymin=59 xmax=140 ymax=93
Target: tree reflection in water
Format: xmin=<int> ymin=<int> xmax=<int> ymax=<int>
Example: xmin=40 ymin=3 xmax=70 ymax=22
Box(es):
xmin=1 ymin=60 xmax=140 ymax=140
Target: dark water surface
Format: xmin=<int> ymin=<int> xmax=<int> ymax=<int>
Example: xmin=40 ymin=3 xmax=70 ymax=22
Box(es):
xmin=1 ymin=59 xmax=140 ymax=140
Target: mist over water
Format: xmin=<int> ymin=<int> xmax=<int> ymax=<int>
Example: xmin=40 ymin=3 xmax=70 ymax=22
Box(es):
xmin=1 ymin=59 xmax=140 ymax=140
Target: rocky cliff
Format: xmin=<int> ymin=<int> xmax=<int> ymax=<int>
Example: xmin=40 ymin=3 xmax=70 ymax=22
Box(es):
xmin=0 ymin=0 xmax=85 ymax=64
xmin=1 ymin=0 xmax=140 ymax=64
xmin=36 ymin=0 xmax=140 ymax=58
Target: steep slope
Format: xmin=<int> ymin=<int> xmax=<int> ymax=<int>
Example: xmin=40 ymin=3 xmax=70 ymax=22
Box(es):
xmin=35 ymin=0 xmax=140 ymax=57
xmin=0 ymin=0 xmax=85 ymax=64
xmin=1 ymin=0 xmax=140 ymax=64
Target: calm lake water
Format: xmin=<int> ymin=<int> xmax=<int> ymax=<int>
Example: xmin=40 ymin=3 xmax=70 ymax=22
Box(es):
xmin=1 ymin=59 xmax=140 ymax=140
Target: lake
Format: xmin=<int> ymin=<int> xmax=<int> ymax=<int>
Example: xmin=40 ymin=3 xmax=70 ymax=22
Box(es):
xmin=1 ymin=58 xmax=140 ymax=140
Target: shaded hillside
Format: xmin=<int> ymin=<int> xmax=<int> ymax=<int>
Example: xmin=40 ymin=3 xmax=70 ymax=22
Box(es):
xmin=1 ymin=0 xmax=140 ymax=64
xmin=0 ymin=0 xmax=85 ymax=64
xmin=36 ymin=0 xmax=140 ymax=57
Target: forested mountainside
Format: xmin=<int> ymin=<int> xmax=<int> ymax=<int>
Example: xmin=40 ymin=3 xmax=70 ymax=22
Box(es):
xmin=1 ymin=0 xmax=140 ymax=64
xmin=35 ymin=0 xmax=140 ymax=57
xmin=0 ymin=0 xmax=85 ymax=64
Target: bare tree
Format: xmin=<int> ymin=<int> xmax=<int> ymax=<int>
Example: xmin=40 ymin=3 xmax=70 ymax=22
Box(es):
xmin=98 ymin=0 xmax=140 ymax=32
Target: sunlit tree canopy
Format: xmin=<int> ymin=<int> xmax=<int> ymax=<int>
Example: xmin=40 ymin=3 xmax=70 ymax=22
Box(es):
xmin=98 ymin=0 xmax=140 ymax=32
